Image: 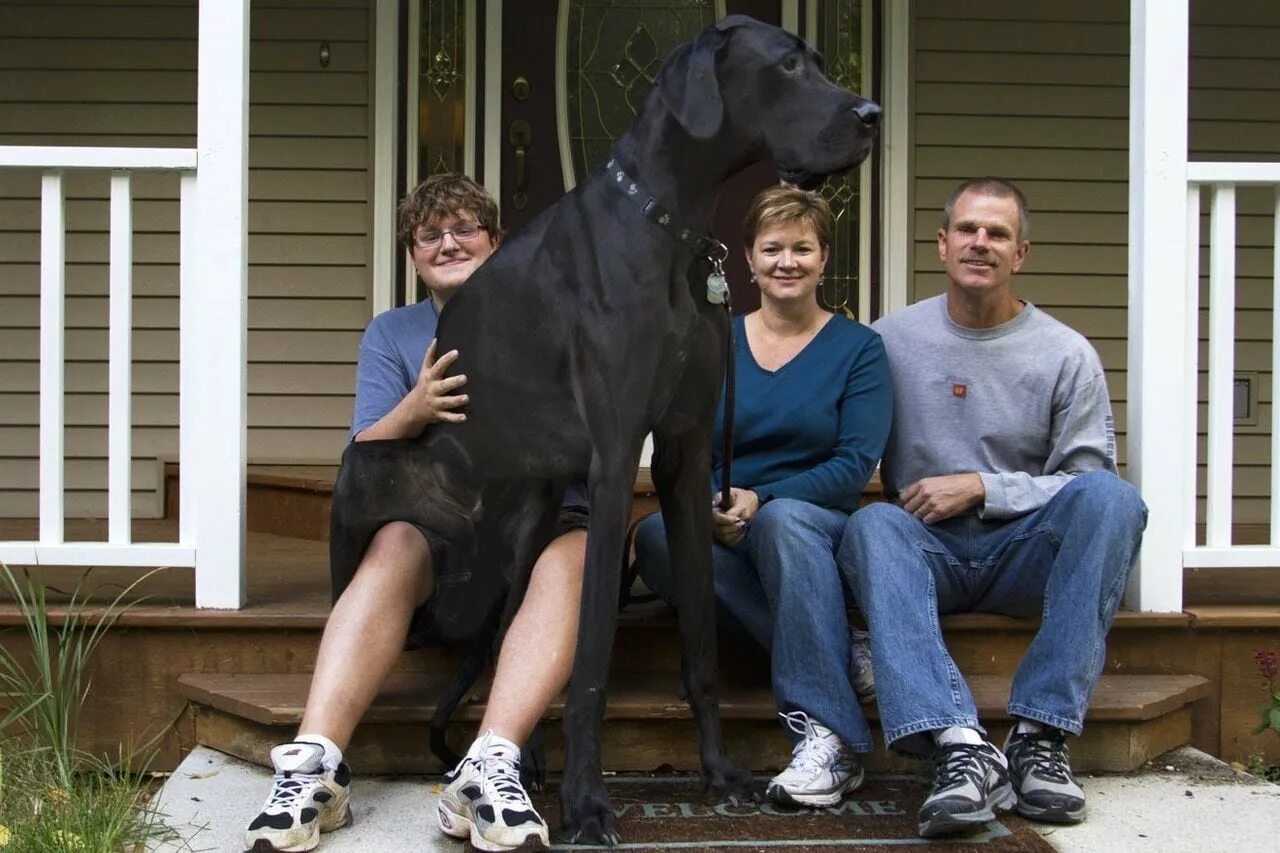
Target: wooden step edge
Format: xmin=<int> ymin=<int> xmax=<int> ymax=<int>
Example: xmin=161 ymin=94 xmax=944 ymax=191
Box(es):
xmin=1185 ymin=605 xmax=1280 ymax=628
xmin=179 ymin=672 xmax=1212 ymax=728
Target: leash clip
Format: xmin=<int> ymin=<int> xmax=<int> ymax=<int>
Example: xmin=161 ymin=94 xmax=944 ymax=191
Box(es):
xmin=705 ymin=240 xmax=729 ymax=306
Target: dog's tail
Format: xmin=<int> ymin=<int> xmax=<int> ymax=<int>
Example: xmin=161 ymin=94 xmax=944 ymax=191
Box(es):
xmin=619 ymin=513 xmax=658 ymax=610
xmin=428 ymin=636 xmax=491 ymax=770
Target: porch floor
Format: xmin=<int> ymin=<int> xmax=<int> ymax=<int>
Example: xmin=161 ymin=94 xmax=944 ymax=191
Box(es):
xmin=0 ymin=517 xmax=1276 ymax=621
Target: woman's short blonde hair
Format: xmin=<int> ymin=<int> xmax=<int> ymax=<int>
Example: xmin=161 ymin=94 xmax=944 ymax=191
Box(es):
xmin=742 ymin=185 xmax=833 ymax=251
xmin=396 ymin=172 xmax=503 ymax=250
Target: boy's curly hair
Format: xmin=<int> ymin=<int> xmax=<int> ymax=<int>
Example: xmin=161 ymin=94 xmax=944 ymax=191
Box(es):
xmin=396 ymin=172 xmax=503 ymax=250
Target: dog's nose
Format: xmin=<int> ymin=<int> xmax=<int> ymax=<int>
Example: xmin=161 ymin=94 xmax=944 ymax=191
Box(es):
xmin=854 ymin=101 xmax=882 ymax=129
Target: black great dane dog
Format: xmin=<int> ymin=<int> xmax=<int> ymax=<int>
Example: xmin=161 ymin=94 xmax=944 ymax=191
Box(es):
xmin=331 ymin=15 xmax=880 ymax=845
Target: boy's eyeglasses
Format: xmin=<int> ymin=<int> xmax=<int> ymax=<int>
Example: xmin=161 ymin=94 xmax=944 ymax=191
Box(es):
xmin=413 ymin=224 xmax=487 ymax=250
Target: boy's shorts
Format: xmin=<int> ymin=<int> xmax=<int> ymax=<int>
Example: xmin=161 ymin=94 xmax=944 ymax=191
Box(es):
xmin=330 ymin=506 xmax=589 ymax=650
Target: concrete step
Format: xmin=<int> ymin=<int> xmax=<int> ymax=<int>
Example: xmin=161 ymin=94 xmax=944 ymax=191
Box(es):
xmin=180 ymin=671 xmax=1210 ymax=775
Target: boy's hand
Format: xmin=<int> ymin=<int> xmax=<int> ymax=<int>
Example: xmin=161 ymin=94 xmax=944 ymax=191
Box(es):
xmin=414 ymin=339 xmax=469 ymax=425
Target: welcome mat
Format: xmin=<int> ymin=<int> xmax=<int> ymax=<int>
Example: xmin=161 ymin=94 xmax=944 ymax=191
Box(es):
xmin=532 ymin=775 xmax=1054 ymax=851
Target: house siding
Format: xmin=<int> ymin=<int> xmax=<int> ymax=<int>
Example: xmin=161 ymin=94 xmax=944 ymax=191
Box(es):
xmin=0 ymin=0 xmax=369 ymax=518
xmin=912 ymin=0 xmax=1280 ymax=526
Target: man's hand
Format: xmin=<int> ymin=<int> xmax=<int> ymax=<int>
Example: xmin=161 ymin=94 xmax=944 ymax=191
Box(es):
xmin=712 ymin=487 xmax=760 ymax=547
xmin=899 ymin=474 xmax=984 ymax=524
xmin=412 ymin=338 xmax=469 ymax=425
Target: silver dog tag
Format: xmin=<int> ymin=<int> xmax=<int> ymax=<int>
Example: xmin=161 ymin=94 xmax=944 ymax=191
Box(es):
xmin=706 ymin=270 xmax=728 ymax=304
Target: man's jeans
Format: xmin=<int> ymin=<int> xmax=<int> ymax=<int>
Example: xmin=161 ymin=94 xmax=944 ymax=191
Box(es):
xmin=837 ymin=471 xmax=1147 ymax=757
xmin=635 ymin=498 xmax=873 ymax=752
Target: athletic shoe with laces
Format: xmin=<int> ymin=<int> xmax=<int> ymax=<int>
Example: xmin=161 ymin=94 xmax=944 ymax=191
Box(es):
xmin=849 ymin=628 xmax=876 ymax=705
xmin=918 ymin=740 xmax=1015 ymax=837
xmin=765 ymin=710 xmax=864 ymax=807
xmin=1004 ymin=726 xmax=1086 ymax=823
xmin=243 ymin=741 xmax=352 ymax=852
xmin=437 ymin=730 xmax=549 ymax=851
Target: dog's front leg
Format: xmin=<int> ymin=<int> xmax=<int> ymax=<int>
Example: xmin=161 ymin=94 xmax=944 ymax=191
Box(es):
xmin=652 ymin=429 xmax=754 ymax=803
xmin=559 ymin=459 xmax=632 ymax=846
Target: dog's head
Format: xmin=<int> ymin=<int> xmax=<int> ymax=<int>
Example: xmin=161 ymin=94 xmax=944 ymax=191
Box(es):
xmin=655 ymin=15 xmax=880 ymax=188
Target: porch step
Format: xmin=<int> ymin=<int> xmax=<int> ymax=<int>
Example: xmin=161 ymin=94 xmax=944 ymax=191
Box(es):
xmin=179 ymin=671 xmax=1209 ymax=775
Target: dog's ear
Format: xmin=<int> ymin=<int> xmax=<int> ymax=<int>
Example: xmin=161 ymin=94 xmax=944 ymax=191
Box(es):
xmin=655 ymin=25 xmax=729 ymax=140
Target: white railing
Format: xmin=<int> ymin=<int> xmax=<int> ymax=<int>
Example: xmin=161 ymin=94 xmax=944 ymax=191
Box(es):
xmin=0 ymin=147 xmax=196 ymax=569
xmin=1184 ymin=162 xmax=1280 ymax=570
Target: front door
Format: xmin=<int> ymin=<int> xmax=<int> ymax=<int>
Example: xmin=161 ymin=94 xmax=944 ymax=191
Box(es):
xmin=407 ymin=0 xmax=871 ymax=317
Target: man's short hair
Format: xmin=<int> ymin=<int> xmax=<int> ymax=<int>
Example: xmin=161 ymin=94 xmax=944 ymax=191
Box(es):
xmin=941 ymin=177 xmax=1030 ymax=242
xmin=397 ymin=172 xmax=503 ymax=250
xmin=742 ymin=184 xmax=834 ymax=251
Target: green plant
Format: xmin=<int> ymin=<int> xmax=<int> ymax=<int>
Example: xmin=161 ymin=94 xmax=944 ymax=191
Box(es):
xmin=0 ymin=563 xmax=189 ymax=851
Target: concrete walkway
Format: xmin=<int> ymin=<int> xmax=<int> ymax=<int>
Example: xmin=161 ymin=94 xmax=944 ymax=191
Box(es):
xmin=151 ymin=746 xmax=1279 ymax=852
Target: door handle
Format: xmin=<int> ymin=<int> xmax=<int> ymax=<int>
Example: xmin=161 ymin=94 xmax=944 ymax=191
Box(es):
xmin=509 ymin=119 xmax=532 ymax=210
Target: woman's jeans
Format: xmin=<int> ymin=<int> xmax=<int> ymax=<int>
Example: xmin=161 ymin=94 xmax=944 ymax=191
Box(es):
xmin=635 ymin=497 xmax=873 ymax=752
xmin=836 ymin=471 xmax=1148 ymax=757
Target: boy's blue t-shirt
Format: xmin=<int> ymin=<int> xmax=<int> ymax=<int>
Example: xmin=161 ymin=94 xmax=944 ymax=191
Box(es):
xmin=711 ymin=313 xmax=892 ymax=514
xmin=350 ymin=300 xmax=589 ymax=509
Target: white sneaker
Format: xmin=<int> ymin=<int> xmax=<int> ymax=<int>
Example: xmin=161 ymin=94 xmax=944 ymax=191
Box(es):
xmin=437 ymin=731 xmax=549 ymax=851
xmin=766 ymin=710 xmax=864 ymax=807
xmin=243 ymin=742 xmax=352 ymax=852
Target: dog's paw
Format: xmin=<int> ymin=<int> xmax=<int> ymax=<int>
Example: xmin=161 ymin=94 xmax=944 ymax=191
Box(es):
xmin=561 ymin=790 xmax=620 ymax=846
xmin=704 ymin=756 xmax=757 ymax=805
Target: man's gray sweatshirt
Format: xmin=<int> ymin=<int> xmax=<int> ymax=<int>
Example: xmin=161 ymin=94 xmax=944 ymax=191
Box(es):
xmin=871 ymin=295 xmax=1117 ymax=520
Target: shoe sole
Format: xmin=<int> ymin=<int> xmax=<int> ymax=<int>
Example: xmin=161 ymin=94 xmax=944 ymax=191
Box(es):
xmin=917 ymin=783 xmax=1016 ymax=838
xmin=767 ymin=766 xmax=866 ymax=808
xmin=437 ymin=801 xmax=548 ymax=852
xmin=244 ymin=801 xmax=352 ymax=852
xmin=1015 ymin=798 xmax=1086 ymax=824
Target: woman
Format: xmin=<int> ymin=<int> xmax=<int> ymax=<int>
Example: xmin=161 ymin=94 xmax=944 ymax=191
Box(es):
xmin=635 ymin=185 xmax=891 ymax=807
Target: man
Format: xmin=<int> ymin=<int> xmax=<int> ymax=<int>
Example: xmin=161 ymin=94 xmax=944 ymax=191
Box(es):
xmin=244 ymin=174 xmax=584 ymax=853
xmin=837 ymin=177 xmax=1147 ymax=838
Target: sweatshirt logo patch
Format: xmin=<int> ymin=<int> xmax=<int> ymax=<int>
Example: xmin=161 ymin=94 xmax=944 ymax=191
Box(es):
xmin=952 ymin=383 xmax=968 ymax=399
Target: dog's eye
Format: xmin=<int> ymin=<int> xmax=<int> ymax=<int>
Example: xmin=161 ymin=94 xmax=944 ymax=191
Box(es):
xmin=781 ymin=54 xmax=800 ymax=74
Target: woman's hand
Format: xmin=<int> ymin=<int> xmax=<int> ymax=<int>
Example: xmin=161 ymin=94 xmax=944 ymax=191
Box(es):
xmin=711 ymin=487 xmax=761 ymax=547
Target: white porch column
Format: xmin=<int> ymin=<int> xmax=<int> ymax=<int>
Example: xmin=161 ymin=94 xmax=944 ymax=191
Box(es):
xmin=1125 ymin=0 xmax=1189 ymax=612
xmin=192 ymin=0 xmax=249 ymax=608
xmin=880 ymin=0 xmax=912 ymax=316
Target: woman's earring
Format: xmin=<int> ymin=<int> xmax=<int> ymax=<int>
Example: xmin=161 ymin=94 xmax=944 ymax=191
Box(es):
xmin=817 ymin=275 xmax=826 ymax=287
xmin=749 ymin=271 xmax=758 ymax=285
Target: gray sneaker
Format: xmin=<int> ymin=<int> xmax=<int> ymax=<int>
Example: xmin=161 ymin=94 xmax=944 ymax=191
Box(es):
xmin=849 ymin=628 xmax=876 ymax=704
xmin=766 ymin=711 xmax=864 ymax=807
xmin=918 ymin=741 xmax=1015 ymax=837
xmin=1004 ymin=727 xmax=1086 ymax=824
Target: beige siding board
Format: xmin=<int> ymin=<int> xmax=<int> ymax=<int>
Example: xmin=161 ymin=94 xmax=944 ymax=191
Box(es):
xmin=0 ymin=71 xmax=366 ymax=106
xmin=1 ymin=264 xmax=364 ymax=298
xmin=0 ymin=296 xmax=365 ymax=331
xmin=916 ymin=115 xmax=1127 ymax=149
xmin=915 ymin=147 xmax=1129 ymax=180
xmin=0 ymin=199 xmax=366 ymax=234
xmin=0 ymin=362 xmax=355 ymax=397
xmin=916 ymin=21 xmax=1127 ymax=55
xmin=0 ymin=330 xmax=365 ymax=363
xmin=915 ymin=85 xmax=1129 ymax=118
xmin=916 ymin=53 xmax=1129 ymax=86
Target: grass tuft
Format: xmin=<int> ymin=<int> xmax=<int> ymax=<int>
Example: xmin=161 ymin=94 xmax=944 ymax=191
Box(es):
xmin=0 ymin=563 xmax=192 ymax=851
